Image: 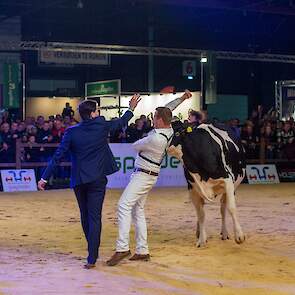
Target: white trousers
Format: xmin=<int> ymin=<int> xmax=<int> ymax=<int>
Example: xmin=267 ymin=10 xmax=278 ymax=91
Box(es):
xmin=116 ymin=171 xmax=158 ymax=254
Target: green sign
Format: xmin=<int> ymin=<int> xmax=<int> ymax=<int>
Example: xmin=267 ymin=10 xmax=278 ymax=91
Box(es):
xmin=205 ymin=52 xmax=217 ymax=104
xmin=85 ymin=79 xmax=121 ymax=98
xmin=3 ymin=63 xmax=21 ymax=108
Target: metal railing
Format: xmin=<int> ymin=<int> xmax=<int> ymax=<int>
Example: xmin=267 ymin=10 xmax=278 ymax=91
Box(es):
xmin=0 ymin=138 xmax=293 ymax=170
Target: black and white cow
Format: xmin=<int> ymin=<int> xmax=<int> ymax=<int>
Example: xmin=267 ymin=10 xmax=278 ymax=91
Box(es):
xmin=168 ymin=122 xmax=246 ymax=247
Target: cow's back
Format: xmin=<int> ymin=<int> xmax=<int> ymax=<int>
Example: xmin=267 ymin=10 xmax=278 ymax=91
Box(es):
xmin=181 ymin=124 xmax=245 ymax=182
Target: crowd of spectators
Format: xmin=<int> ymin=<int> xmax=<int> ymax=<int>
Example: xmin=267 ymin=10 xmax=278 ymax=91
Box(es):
xmin=230 ymin=107 xmax=295 ymax=160
xmin=0 ymin=105 xmax=76 ymax=164
xmin=0 ymin=105 xmax=295 ymax=166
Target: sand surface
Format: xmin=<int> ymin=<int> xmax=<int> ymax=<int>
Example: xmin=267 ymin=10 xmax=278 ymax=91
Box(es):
xmin=0 ymin=184 xmax=295 ymax=295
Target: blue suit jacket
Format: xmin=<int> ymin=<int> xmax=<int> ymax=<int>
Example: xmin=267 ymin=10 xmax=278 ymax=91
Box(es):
xmin=42 ymin=110 xmax=133 ymax=187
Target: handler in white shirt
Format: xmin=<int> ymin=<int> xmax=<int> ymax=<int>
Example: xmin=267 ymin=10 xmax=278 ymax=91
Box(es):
xmin=107 ymin=90 xmax=192 ymax=266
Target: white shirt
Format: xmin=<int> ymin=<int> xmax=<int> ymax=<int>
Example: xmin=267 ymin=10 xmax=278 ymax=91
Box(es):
xmin=131 ymin=96 xmax=184 ymax=173
xmin=133 ymin=127 xmax=174 ymax=173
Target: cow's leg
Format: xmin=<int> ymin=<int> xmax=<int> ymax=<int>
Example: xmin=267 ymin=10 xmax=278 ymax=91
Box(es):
xmin=189 ymin=189 xmax=207 ymax=247
xmin=220 ymin=194 xmax=229 ymax=240
xmin=224 ymin=179 xmax=245 ymax=244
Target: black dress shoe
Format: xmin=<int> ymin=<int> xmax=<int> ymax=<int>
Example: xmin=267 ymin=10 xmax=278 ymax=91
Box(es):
xmin=129 ymin=254 xmax=150 ymax=261
xmin=84 ymin=263 xmax=96 ymax=269
xmin=106 ymin=250 xmax=131 ymax=266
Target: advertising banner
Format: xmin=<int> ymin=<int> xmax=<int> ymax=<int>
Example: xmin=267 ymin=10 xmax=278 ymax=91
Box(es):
xmin=276 ymin=161 xmax=295 ymax=182
xmin=1 ymin=169 xmax=37 ymax=192
xmin=182 ymin=60 xmax=196 ymax=77
xmin=246 ymin=164 xmax=280 ymax=184
xmin=205 ymin=51 xmax=217 ymax=104
xmin=85 ymin=79 xmax=121 ymax=98
xmin=39 ymin=49 xmax=109 ymax=66
xmin=3 ymin=63 xmax=20 ymax=108
xmin=107 ymin=144 xmax=186 ymax=188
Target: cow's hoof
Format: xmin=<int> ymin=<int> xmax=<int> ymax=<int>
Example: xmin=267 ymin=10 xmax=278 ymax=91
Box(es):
xmin=220 ymin=231 xmax=230 ymax=240
xmin=235 ymin=234 xmax=245 ymax=244
xmin=196 ymin=239 xmax=207 ymax=248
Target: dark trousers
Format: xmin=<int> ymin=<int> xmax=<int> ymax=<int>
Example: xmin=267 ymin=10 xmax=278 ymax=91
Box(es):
xmin=74 ymin=177 xmax=107 ymax=264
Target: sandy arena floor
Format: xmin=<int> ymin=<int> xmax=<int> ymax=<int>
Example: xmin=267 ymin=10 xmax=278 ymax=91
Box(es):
xmin=0 ymin=184 xmax=295 ymax=295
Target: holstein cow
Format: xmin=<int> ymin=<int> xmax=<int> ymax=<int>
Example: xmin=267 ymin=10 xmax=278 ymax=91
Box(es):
xmin=168 ymin=122 xmax=246 ymax=247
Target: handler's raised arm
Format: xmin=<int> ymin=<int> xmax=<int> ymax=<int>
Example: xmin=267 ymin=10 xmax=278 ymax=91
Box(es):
xmin=164 ymin=89 xmax=192 ymax=111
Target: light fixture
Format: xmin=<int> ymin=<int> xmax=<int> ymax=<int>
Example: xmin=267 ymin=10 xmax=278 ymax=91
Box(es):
xmin=200 ymin=57 xmax=207 ymax=63
xmin=187 ymin=75 xmax=194 ymax=80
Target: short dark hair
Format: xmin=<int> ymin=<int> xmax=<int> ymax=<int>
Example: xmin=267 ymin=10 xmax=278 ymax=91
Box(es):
xmin=155 ymin=107 xmax=172 ymax=125
xmin=78 ymin=100 xmax=97 ymax=121
xmin=189 ymin=110 xmax=203 ymax=123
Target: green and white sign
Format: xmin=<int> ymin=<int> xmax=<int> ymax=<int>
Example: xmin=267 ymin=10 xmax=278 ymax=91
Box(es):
xmin=85 ymin=79 xmax=121 ymax=98
xmin=3 ymin=63 xmax=21 ymax=108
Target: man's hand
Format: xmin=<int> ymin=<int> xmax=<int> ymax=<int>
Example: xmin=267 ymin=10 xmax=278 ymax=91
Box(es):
xmin=38 ymin=179 xmax=47 ymax=191
xmin=181 ymin=89 xmax=192 ymax=100
xmin=129 ymin=93 xmax=141 ymax=111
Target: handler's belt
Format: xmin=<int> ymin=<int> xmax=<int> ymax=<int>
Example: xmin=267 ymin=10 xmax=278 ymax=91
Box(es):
xmin=134 ymin=168 xmax=159 ymax=177
xmin=138 ymin=132 xmax=173 ymax=166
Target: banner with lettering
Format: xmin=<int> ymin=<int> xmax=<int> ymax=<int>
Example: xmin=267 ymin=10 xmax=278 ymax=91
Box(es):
xmin=108 ymin=144 xmax=186 ymax=188
xmin=3 ymin=63 xmax=20 ymax=108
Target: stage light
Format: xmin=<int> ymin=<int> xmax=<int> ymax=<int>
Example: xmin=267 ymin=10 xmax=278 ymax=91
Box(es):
xmin=200 ymin=57 xmax=207 ymax=63
xmin=187 ymin=75 xmax=194 ymax=80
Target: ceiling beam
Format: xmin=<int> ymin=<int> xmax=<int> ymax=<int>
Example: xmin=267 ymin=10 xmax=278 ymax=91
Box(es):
xmin=138 ymin=0 xmax=295 ymax=16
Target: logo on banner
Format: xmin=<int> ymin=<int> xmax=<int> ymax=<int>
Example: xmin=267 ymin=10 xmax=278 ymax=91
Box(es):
xmin=1 ymin=169 xmax=37 ymax=192
xmin=107 ymin=144 xmax=186 ymax=188
xmin=246 ymin=165 xmax=280 ymax=184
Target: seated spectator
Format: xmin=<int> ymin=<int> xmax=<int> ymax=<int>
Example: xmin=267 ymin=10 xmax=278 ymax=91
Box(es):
xmin=36 ymin=121 xmax=53 ymax=143
xmin=24 ymin=135 xmax=44 ymax=162
xmin=17 ymin=122 xmax=26 ymax=139
xmin=241 ymin=123 xmax=259 ymax=159
xmin=277 ymin=121 xmax=295 ymax=159
xmin=260 ymin=124 xmax=277 ymax=159
xmin=126 ymin=119 xmax=144 ymax=143
xmin=36 ymin=115 xmax=45 ymax=130
xmin=229 ymin=118 xmax=241 ymax=139
xmin=52 ymin=119 xmax=65 ymax=143
xmin=0 ymin=122 xmax=14 ymax=162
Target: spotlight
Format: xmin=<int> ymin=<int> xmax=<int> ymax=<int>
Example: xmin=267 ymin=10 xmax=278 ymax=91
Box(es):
xmin=200 ymin=57 xmax=207 ymax=63
xmin=187 ymin=75 xmax=194 ymax=80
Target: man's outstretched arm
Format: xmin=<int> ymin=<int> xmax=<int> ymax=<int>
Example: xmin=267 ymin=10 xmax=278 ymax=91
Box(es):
xmin=164 ymin=89 xmax=192 ymax=111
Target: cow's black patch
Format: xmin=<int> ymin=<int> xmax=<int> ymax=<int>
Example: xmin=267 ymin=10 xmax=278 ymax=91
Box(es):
xmin=171 ymin=123 xmax=245 ymax=183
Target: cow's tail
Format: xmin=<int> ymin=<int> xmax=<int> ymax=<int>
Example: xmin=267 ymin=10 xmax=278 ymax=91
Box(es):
xmin=189 ymin=172 xmax=215 ymax=203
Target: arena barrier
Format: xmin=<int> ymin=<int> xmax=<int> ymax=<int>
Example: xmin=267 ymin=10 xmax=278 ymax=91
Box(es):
xmin=0 ymin=139 xmax=294 ymax=190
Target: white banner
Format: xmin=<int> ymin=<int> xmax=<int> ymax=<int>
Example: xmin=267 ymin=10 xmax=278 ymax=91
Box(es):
xmin=1 ymin=169 xmax=37 ymax=192
xmin=246 ymin=164 xmax=280 ymax=184
xmin=108 ymin=144 xmax=186 ymax=188
xmin=39 ymin=49 xmax=109 ymax=65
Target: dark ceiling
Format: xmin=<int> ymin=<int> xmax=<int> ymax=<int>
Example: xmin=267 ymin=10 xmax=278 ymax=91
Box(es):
xmin=1 ymin=0 xmax=295 ymax=54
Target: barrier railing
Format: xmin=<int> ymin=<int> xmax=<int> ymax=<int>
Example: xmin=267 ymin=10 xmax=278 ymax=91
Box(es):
xmin=0 ymin=139 xmax=293 ymax=169
xmin=0 ymin=139 xmax=71 ymax=169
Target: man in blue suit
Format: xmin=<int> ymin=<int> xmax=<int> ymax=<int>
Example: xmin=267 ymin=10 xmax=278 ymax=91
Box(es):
xmin=38 ymin=94 xmax=141 ymax=269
